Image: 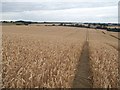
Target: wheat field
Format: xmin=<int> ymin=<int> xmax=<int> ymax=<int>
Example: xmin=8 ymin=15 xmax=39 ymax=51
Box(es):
xmin=2 ymin=25 xmax=119 ymax=88
xmin=89 ymin=29 xmax=119 ymax=88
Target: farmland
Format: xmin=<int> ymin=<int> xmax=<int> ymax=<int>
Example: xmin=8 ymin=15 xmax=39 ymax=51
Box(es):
xmin=2 ymin=25 xmax=119 ymax=88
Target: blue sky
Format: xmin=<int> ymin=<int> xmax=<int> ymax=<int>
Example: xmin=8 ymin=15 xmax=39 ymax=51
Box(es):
xmin=1 ymin=0 xmax=119 ymax=23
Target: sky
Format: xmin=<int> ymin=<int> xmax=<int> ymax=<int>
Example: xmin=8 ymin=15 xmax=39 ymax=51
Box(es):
xmin=1 ymin=0 xmax=120 ymax=23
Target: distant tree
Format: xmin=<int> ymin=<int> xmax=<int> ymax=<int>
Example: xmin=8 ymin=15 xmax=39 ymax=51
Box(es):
xmin=60 ymin=23 xmax=63 ymax=26
xmin=44 ymin=22 xmax=46 ymax=24
xmin=10 ymin=21 xmax=13 ymax=23
xmin=2 ymin=21 xmax=8 ymax=23
xmin=88 ymin=24 xmax=91 ymax=28
xmin=75 ymin=24 xmax=79 ymax=27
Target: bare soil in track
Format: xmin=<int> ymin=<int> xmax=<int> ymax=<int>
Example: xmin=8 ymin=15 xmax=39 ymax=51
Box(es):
xmin=72 ymin=30 xmax=92 ymax=88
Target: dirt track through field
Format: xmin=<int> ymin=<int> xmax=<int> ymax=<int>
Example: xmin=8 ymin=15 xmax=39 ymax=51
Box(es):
xmin=72 ymin=30 xmax=92 ymax=88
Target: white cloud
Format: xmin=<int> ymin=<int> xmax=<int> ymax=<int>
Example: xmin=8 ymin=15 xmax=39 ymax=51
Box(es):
xmin=1 ymin=0 xmax=119 ymax=23
xmin=1 ymin=0 xmax=120 ymax=2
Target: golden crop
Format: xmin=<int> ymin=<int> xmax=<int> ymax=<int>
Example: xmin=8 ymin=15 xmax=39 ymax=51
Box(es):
xmin=2 ymin=25 xmax=119 ymax=88
xmin=2 ymin=25 xmax=86 ymax=88
xmin=89 ymin=29 xmax=119 ymax=88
